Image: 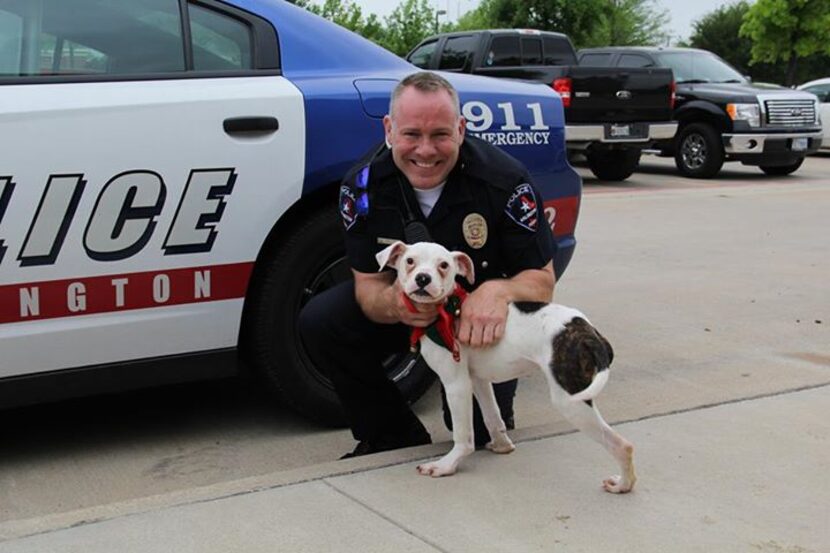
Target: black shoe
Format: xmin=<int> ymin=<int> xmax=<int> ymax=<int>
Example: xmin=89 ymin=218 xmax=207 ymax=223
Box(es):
xmin=340 ymin=431 xmax=431 ymax=460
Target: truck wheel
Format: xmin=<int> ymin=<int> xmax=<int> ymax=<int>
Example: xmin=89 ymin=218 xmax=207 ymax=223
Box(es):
xmin=245 ymin=206 xmax=435 ymax=427
xmin=759 ymin=159 xmax=804 ymax=176
xmin=674 ymin=123 xmax=724 ymax=179
xmin=585 ymin=149 xmax=641 ymax=181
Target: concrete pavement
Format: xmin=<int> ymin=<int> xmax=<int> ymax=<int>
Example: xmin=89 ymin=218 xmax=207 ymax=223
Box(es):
xmin=1 ymin=384 xmax=827 ymax=553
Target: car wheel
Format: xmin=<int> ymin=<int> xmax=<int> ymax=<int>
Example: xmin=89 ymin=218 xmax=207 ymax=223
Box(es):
xmin=245 ymin=206 xmax=435 ymax=427
xmin=674 ymin=123 xmax=724 ymax=179
xmin=759 ymin=158 xmax=804 ymax=176
xmin=585 ymin=148 xmax=641 ymax=181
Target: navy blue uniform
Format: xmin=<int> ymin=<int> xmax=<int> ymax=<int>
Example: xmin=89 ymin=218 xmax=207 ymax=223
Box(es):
xmin=300 ymin=136 xmax=555 ymax=449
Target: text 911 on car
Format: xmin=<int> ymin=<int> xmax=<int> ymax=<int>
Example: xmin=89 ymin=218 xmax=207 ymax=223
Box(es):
xmin=0 ymin=0 xmax=581 ymax=426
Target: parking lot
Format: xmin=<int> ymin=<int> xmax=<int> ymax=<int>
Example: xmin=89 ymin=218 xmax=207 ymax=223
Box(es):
xmin=2 ymin=153 xmax=828 ymax=536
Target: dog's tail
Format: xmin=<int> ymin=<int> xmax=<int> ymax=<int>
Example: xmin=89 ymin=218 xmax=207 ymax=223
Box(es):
xmin=569 ymin=369 xmax=609 ymax=403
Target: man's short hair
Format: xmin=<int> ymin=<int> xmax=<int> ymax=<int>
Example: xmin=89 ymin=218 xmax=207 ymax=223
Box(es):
xmin=388 ymin=71 xmax=461 ymax=119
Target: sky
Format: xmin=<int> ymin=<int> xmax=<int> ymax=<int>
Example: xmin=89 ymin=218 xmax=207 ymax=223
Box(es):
xmin=347 ymin=0 xmax=731 ymax=44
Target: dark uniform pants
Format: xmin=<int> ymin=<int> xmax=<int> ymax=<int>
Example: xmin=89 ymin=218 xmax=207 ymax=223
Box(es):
xmin=299 ymin=280 xmax=516 ymax=446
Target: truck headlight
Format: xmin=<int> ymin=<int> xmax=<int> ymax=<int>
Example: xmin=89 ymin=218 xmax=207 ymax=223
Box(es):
xmin=726 ymin=103 xmax=761 ymax=127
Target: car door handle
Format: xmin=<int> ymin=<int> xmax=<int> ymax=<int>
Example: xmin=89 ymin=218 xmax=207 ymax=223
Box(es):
xmin=223 ymin=116 xmax=279 ymax=135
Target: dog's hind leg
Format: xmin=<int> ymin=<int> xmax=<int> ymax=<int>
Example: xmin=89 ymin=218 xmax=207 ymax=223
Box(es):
xmin=417 ymin=369 xmax=475 ymax=477
xmin=472 ymin=377 xmax=515 ymax=454
xmin=547 ymin=381 xmax=636 ymax=493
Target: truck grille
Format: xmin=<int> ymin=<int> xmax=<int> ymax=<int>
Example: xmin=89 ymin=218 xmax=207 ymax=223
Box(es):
xmin=764 ymin=99 xmax=816 ymax=127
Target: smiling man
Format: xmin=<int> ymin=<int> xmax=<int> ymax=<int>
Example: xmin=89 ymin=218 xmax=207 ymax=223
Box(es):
xmin=299 ymin=72 xmax=556 ymax=458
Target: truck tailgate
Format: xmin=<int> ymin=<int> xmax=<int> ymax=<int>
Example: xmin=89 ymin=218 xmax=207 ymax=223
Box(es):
xmin=565 ymin=67 xmax=674 ymax=124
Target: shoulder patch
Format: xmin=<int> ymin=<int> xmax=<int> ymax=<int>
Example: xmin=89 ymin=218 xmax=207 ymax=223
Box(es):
xmin=340 ymin=185 xmax=358 ymax=230
xmin=505 ymin=183 xmax=539 ymax=231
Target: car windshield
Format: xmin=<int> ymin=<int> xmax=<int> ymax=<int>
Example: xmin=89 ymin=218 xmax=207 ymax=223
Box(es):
xmin=655 ymin=52 xmax=746 ymax=84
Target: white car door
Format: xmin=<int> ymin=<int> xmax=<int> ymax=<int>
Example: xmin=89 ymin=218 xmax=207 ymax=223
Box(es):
xmin=0 ymin=0 xmax=305 ymax=377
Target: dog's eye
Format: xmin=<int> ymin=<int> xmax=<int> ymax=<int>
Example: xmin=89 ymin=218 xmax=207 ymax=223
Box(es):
xmin=405 ymin=257 xmax=414 ymax=266
xmin=439 ymin=261 xmax=450 ymax=270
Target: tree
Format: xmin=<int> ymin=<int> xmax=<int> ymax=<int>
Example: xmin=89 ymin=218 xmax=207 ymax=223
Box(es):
xmin=377 ymin=0 xmax=437 ymax=56
xmin=588 ymin=0 xmax=670 ymax=47
xmin=295 ymin=0 xmax=384 ymax=41
xmin=452 ymin=0 xmax=668 ymax=49
xmin=739 ymin=0 xmax=830 ymax=85
xmin=687 ymin=1 xmax=779 ymax=82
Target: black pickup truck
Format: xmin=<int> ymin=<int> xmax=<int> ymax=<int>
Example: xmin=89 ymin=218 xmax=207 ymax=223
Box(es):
xmin=578 ymin=47 xmax=823 ymax=178
xmin=406 ymin=29 xmax=678 ymax=181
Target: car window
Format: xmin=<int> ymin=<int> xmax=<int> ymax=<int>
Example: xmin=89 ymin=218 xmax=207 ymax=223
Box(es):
xmin=0 ymin=0 xmax=186 ymax=77
xmin=543 ymin=36 xmax=575 ymax=65
xmin=439 ymin=35 xmax=476 ymax=70
xmin=579 ymin=53 xmax=612 ymax=67
xmin=804 ymin=85 xmax=830 ymax=102
xmin=521 ymin=37 xmax=542 ymax=65
xmin=408 ymin=40 xmax=437 ymax=68
xmin=487 ymin=36 xmax=520 ymax=67
xmin=618 ymin=54 xmax=653 ymax=68
xmin=190 ymin=3 xmax=253 ymax=71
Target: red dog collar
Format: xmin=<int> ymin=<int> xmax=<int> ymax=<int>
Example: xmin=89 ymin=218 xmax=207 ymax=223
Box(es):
xmin=403 ymin=284 xmax=467 ymax=362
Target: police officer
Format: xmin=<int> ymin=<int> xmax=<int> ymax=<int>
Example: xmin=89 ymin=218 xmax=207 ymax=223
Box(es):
xmin=299 ymin=71 xmax=556 ymax=458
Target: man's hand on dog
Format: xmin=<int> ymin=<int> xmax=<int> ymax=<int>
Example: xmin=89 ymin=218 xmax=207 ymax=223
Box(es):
xmin=457 ymin=280 xmax=509 ymax=348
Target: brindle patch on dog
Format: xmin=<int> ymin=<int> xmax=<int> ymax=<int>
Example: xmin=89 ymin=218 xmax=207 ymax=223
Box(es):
xmin=550 ymin=318 xmax=614 ymax=401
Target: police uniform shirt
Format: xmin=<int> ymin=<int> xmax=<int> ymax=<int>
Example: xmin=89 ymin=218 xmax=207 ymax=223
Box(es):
xmin=339 ymin=136 xmax=556 ymax=287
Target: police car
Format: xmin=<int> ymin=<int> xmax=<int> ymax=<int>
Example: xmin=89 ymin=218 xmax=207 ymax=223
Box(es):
xmin=0 ymin=0 xmax=581 ymax=425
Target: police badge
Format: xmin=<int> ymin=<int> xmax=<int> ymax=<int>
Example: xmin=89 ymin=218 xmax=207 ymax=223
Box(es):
xmin=462 ymin=213 xmax=488 ymax=249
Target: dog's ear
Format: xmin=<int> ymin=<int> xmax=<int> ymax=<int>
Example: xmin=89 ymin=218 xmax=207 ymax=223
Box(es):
xmin=453 ymin=252 xmax=475 ymax=285
xmin=375 ymin=241 xmax=407 ymax=271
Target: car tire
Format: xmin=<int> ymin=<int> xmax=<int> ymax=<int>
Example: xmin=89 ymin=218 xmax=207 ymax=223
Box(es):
xmin=245 ymin=206 xmax=435 ymax=427
xmin=674 ymin=123 xmax=724 ymax=179
xmin=759 ymin=158 xmax=804 ymax=176
xmin=585 ymin=148 xmax=641 ymax=181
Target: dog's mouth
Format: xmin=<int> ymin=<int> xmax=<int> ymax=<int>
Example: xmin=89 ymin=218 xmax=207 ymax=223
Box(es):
xmin=406 ymin=286 xmax=443 ymax=303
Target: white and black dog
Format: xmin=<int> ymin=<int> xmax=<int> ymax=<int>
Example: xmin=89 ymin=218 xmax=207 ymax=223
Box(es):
xmin=377 ymin=241 xmax=636 ymax=494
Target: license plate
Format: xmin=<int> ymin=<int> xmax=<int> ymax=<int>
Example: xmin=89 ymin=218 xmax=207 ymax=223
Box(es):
xmin=791 ymin=138 xmax=808 ymax=151
xmin=609 ymin=124 xmax=631 ymax=138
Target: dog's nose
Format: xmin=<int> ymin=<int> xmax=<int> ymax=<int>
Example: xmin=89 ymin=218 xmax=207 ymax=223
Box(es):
xmin=415 ymin=273 xmax=431 ymax=289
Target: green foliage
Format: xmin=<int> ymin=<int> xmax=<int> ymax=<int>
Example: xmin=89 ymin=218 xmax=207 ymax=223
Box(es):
xmin=377 ymin=0 xmax=438 ymax=56
xmin=739 ymin=0 xmax=830 ymax=85
xmin=297 ymin=0 xmax=672 ymax=59
xmin=587 ymin=0 xmax=670 ymax=47
xmin=452 ymin=0 xmax=669 ymax=49
xmin=688 ymin=1 xmax=775 ymax=81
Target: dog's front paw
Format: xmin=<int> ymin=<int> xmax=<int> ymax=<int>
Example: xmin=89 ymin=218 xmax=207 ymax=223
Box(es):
xmin=416 ymin=460 xmax=457 ymax=477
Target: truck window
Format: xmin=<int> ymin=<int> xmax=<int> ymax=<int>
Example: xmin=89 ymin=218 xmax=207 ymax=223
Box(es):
xmin=521 ymin=37 xmax=543 ymax=65
xmin=487 ymin=36 xmax=520 ymax=67
xmin=618 ymin=54 xmax=654 ymax=68
xmin=0 ymin=0 xmax=186 ymax=77
xmin=408 ymin=39 xmax=437 ymax=68
xmin=439 ymin=35 xmax=476 ymax=70
xmin=579 ymin=53 xmax=612 ymax=67
xmin=543 ymin=36 xmax=575 ymax=65
xmin=190 ymin=4 xmax=253 ymax=71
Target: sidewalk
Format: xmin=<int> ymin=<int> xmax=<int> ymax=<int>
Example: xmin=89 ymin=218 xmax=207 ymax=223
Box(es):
xmin=1 ymin=385 xmax=827 ymax=553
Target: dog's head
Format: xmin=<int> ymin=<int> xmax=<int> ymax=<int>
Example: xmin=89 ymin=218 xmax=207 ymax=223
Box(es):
xmin=376 ymin=241 xmax=474 ymax=304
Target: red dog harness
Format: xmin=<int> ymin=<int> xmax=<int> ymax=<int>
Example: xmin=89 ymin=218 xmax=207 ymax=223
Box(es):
xmin=403 ymin=284 xmax=468 ymax=362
